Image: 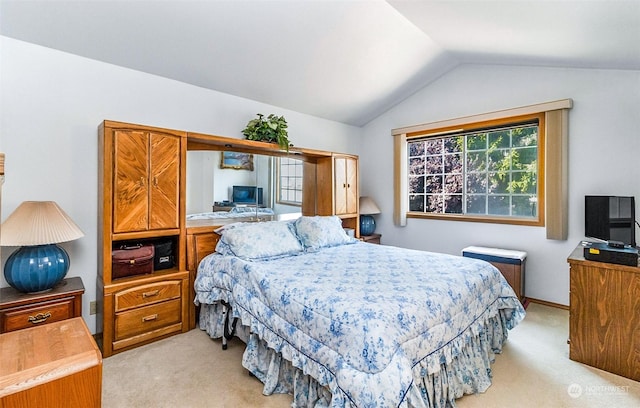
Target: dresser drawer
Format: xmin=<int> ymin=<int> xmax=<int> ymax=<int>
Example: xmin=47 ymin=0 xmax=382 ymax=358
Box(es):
xmin=114 ymin=280 xmax=181 ymax=312
xmin=114 ymin=298 xmax=182 ymax=341
xmin=0 ymin=297 xmax=75 ymax=332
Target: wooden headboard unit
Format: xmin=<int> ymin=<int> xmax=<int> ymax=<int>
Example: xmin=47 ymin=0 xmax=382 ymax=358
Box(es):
xmin=186 ymin=224 xmax=223 ymax=271
xmin=186 ymin=223 xmax=221 ymax=329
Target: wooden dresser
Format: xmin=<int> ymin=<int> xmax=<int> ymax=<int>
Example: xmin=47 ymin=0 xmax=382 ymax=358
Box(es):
xmin=0 ymin=317 xmax=102 ymax=407
xmin=567 ymin=244 xmax=640 ymax=381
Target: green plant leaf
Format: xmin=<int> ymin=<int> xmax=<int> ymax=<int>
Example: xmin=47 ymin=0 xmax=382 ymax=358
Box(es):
xmin=242 ymin=113 xmax=290 ymax=151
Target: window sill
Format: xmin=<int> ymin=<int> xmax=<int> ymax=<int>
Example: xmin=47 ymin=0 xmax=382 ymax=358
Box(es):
xmin=406 ymin=212 xmax=543 ymax=227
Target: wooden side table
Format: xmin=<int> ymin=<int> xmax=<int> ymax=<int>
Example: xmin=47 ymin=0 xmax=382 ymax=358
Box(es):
xmin=0 ymin=277 xmax=84 ymax=333
xmin=360 ymin=233 xmax=381 ymax=245
xmin=567 ymin=244 xmax=640 ymax=381
xmin=0 ymin=317 xmax=102 ymax=407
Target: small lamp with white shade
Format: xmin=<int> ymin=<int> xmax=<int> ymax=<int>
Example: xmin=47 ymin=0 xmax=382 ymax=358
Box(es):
xmin=1 ymin=201 xmax=84 ymax=293
xmin=359 ymin=196 xmax=381 ymax=236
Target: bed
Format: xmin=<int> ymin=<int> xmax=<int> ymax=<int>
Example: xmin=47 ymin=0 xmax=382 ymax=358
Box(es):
xmin=194 ymin=216 xmax=525 ymax=407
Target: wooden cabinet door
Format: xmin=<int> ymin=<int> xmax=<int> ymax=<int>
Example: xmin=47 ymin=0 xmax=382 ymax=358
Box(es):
xmin=149 ymin=133 xmax=180 ymax=230
xmin=334 ymin=156 xmax=358 ymax=215
xmin=344 ymin=157 xmax=358 ymax=214
xmin=113 ymin=130 xmax=180 ymax=233
xmin=113 ymin=130 xmax=149 ymax=233
xmin=334 ymin=157 xmax=347 ymax=214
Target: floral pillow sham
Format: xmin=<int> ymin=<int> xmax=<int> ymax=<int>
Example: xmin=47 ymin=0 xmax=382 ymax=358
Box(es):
xmin=217 ymin=220 xmax=303 ymax=260
xmin=294 ymin=215 xmax=356 ymax=251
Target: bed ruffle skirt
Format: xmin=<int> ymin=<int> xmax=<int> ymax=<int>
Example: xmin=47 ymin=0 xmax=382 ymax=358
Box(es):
xmin=198 ymin=300 xmax=522 ymax=408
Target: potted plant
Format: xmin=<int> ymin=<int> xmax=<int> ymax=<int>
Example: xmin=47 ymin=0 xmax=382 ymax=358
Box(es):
xmin=242 ymin=113 xmax=290 ymax=151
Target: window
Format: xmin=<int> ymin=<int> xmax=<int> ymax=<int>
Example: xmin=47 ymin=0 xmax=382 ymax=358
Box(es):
xmin=408 ymin=119 xmax=540 ymax=221
xmin=392 ymin=99 xmax=572 ymax=239
xmin=277 ymin=157 xmax=303 ymax=205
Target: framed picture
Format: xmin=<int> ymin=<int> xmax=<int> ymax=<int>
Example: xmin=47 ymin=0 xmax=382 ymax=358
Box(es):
xmin=220 ymin=151 xmax=254 ymax=171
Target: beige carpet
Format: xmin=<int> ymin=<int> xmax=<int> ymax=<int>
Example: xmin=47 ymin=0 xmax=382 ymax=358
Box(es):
xmin=102 ymin=303 xmax=640 ymax=407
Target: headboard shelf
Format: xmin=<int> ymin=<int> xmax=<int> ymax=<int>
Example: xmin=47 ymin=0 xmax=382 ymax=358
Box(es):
xmin=187 ymin=131 xmax=332 ymax=161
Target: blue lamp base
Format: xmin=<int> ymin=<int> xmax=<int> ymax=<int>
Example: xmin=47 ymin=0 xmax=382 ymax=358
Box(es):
xmin=4 ymin=244 xmax=70 ymax=293
xmin=360 ymin=215 xmax=376 ymax=236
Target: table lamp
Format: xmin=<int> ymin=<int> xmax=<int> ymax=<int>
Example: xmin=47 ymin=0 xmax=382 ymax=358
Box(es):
xmin=1 ymin=201 xmax=84 ymax=293
xmin=359 ymin=196 xmax=381 ymax=236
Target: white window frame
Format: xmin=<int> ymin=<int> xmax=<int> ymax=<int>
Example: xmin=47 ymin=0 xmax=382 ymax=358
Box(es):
xmin=276 ymin=157 xmax=303 ymax=206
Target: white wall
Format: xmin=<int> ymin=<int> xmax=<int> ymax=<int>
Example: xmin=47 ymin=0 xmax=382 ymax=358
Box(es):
xmin=0 ymin=36 xmax=361 ymax=333
xmin=359 ymin=64 xmax=640 ymax=306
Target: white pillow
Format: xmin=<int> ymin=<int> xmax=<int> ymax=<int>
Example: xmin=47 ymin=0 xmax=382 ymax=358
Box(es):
xmin=294 ymin=216 xmax=355 ymax=250
xmin=218 ymin=221 xmax=303 ymax=260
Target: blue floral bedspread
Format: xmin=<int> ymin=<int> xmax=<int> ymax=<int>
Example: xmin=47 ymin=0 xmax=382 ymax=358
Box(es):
xmin=195 ymin=242 xmax=525 ymax=407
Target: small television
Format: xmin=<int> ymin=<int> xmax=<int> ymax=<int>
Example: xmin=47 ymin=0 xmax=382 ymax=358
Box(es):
xmin=585 ymin=195 xmax=636 ymax=247
xmin=232 ymin=185 xmax=263 ymax=205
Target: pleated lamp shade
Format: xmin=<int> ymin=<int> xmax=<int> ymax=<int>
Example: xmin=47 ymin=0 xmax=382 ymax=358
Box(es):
xmin=359 ymin=196 xmax=381 ymax=215
xmin=1 ymin=201 xmax=84 ymax=246
xmin=1 ymin=201 xmax=84 ymax=293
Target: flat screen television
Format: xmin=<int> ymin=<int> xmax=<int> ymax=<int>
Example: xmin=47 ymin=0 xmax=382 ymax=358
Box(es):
xmin=585 ymin=195 xmax=636 ymax=247
xmin=232 ymin=185 xmax=263 ymax=205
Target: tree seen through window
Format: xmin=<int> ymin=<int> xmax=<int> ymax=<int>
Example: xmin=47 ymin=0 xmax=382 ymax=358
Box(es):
xmin=408 ymin=123 xmax=538 ymax=219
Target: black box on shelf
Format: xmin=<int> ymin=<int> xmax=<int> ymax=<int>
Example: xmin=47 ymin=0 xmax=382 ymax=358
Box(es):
xmin=153 ymin=239 xmax=175 ymax=271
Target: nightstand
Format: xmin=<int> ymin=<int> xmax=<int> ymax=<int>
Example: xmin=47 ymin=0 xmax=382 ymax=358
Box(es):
xmin=0 ymin=277 xmax=84 ymax=333
xmin=360 ymin=233 xmax=381 ymax=245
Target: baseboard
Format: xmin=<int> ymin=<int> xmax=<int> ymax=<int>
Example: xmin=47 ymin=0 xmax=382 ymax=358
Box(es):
xmin=526 ymin=297 xmax=569 ymax=310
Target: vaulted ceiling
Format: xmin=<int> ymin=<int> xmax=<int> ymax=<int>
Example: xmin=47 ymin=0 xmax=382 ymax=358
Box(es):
xmin=1 ymin=0 xmax=639 ymax=126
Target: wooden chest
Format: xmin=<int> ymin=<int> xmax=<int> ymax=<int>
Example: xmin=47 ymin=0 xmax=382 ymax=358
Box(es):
xmin=462 ymin=246 xmax=527 ymax=302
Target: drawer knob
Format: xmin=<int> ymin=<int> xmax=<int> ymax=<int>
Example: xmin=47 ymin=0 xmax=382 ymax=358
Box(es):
xmin=142 ymin=314 xmax=158 ymax=322
xmin=28 ymin=312 xmax=52 ymax=324
xmin=142 ymin=290 xmax=160 ymax=298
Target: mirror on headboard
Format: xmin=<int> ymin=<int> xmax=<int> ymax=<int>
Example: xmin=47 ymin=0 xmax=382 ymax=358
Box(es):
xmin=186 ymin=150 xmax=303 ymax=219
